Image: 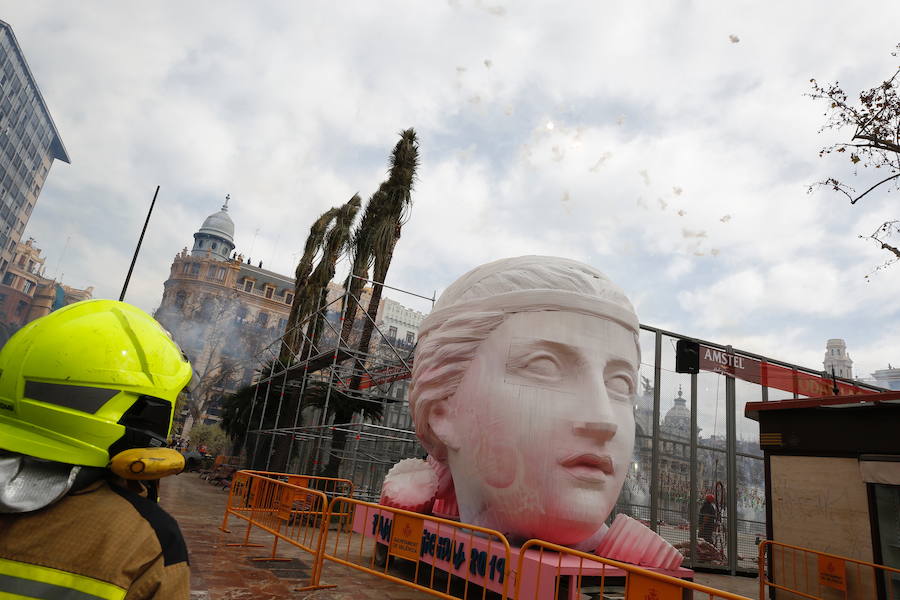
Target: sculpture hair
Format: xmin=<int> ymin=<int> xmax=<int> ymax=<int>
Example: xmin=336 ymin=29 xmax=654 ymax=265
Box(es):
xmin=410 ymin=256 xmax=640 ymax=460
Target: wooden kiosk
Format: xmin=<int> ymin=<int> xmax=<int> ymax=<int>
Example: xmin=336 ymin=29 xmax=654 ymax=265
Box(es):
xmin=745 ymin=390 xmax=900 ymax=596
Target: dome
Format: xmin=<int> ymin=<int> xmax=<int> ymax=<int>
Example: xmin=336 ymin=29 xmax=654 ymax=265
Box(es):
xmin=198 ymin=202 xmax=234 ymax=245
xmin=662 ymin=386 xmax=690 ymax=437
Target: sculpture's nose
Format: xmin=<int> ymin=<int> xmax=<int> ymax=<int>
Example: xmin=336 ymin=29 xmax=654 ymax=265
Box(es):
xmin=572 ymin=372 xmax=618 ymax=443
xmin=573 ymin=420 xmax=617 ymax=442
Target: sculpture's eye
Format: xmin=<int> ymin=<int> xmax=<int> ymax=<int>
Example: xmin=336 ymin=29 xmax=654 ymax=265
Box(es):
xmin=605 ymin=373 xmax=635 ymax=400
xmin=513 ymin=351 xmax=564 ymax=381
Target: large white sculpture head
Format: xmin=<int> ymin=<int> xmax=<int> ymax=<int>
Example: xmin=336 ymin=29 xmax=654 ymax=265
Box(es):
xmin=410 ymin=256 xmax=640 ymax=546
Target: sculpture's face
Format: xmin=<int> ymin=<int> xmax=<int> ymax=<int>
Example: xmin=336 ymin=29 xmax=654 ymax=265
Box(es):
xmin=436 ymin=311 xmax=637 ymax=545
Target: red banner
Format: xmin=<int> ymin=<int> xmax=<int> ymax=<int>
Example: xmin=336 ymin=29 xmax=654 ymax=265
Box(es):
xmin=357 ymin=364 xmax=411 ymax=389
xmin=761 ymin=362 xmax=873 ymax=397
xmin=699 ymin=345 xmax=875 ymax=397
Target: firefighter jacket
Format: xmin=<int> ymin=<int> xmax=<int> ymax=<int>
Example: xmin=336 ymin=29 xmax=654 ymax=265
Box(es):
xmin=0 ymin=478 xmax=189 ymax=599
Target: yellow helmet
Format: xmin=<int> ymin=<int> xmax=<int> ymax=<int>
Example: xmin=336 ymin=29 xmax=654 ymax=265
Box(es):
xmin=0 ymin=299 xmax=192 ymax=467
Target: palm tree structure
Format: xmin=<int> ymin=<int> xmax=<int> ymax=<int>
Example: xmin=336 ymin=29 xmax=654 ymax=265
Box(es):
xmin=226 ymin=129 xmax=418 ymax=475
xmin=349 ymin=129 xmax=419 ymax=392
xmin=281 ymin=207 xmax=339 ymax=362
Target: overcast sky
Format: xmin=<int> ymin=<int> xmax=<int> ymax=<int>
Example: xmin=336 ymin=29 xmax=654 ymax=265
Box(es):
xmin=3 ymin=1 xmax=900 ymax=383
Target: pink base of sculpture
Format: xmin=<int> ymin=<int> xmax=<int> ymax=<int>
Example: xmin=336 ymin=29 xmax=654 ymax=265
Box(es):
xmin=353 ymin=507 xmax=692 ymax=598
xmin=380 ymin=460 xmax=684 ymax=570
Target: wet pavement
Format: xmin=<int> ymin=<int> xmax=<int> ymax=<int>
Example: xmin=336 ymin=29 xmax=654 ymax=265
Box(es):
xmin=159 ymin=471 xmax=432 ymax=599
xmin=159 ymin=472 xmax=759 ymax=599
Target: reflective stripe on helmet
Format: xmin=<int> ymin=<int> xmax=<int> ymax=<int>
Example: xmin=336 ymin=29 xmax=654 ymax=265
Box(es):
xmin=0 ymin=557 xmax=126 ymax=600
xmin=24 ymin=381 xmax=119 ymax=414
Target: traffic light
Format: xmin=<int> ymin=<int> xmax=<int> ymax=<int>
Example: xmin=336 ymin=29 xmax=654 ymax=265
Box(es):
xmin=675 ymin=339 xmax=700 ymax=374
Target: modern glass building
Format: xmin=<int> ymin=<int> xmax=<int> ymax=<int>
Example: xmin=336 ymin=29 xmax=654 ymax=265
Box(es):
xmin=0 ymin=20 xmax=70 ymax=278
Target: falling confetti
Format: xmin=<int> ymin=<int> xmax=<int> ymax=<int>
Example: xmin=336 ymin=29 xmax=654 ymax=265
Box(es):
xmin=589 ymin=152 xmax=613 ymax=172
xmin=639 ymin=170 xmax=651 ymax=186
xmin=682 ymin=228 xmax=708 ymax=239
xmin=552 ymin=145 xmax=565 ymax=161
xmin=677 ymin=209 xmax=686 ymax=217
xmin=720 ymin=215 xmax=732 ymax=223
xmin=561 ymin=191 xmax=572 ymax=214
xmin=711 ymin=249 xmax=720 ymax=256
xmin=729 ymin=34 xmax=740 ymax=43
xmin=616 ymin=115 xmax=625 ymax=126
xmin=657 ymin=198 xmax=668 ymax=210
xmin=546 ymin=121 xmax=555 ymax=130
xmin=673 ymin=186 xmax=683 ymax=195
xmin=484 ymin=59 xmax=493 ymax=68
xmin=456 ymin=66 xmax=467 ymax=73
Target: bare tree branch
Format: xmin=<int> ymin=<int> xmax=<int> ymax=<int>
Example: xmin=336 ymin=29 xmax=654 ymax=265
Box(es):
xmin=850 ymin=172 xmax=900 ymax=204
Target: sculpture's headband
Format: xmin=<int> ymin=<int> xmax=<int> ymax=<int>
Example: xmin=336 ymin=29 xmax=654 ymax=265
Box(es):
xmin=417 ymin=256 xmax=640 ymax=339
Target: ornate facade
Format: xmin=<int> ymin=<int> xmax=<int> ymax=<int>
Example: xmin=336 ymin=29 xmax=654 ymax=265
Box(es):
xmin=823 ymin=338 xmax=853 ymax=379
xmin=0 ymin=237 xmax=92 ymax=342
xmin=156 ymin=201 xmax=295 ymax=431
xmin=156 ymin=199 xmax=397 ymax=433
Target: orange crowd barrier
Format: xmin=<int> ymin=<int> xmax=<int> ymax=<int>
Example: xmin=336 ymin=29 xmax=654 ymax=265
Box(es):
xmin=759 ymin=540 xmax=900 ymax=600
xmin=319 ymin=496 xmax=513 ymax=599
xmin=218 ymin=470 xmax=352 ymax=592
xmin=236 ymin=469 xmax=354 ymax=498
xmin=514 ymin=539 xmax=751 ymax=600
xmin=217 ymin=475 xmax=757 ymax=600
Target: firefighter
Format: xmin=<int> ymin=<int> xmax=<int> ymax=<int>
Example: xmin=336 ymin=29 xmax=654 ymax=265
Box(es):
xmin=699 ymin=493 xmax=717 ymax=543
xmin=0 ymin=299 xmax=193 ymax=599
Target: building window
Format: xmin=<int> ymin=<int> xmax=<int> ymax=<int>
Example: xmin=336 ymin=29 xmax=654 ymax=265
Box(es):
xmin=278 ymin=318 xmax=287 ymax=331
xmin=388 ymin=326 xmax=397 ymax=339
xmin=406 ymin=331 xmax=414 ymax=344
xmin=0 ymin=293 xmax=5 ymax=304
xmin=208 ymin=265 xmax=226 ymax=281
xmin=256 ymin=312 xmax=269 ymax=327
xmin=285 ymin=293 xmax=294 ymax=305
xmin=236 ymin=306 xmax=248 ymax=323
xmin=2 ymin=272 xmax=13 ymax=285
xmin=174 ymin=291 xmax=187 ymax=309
xmin=265 ymin=286 xmax=273 ymax=299
xmin=190 ymin=263 xmax=200 ymax=275
xmin=22 ymin=279 xmax=34 ymax=295
xmin=181 ymin=262 xmax=190 ymax=274
xmin=15 ymin=300 xmax=26 ymax=315
xmin=243 ymin=279 xmax=253 ymax=292
xmin=211 ymin=242 xmax=217 ymax=250
xmin=198 ymin=240 xmax=203 ymax=248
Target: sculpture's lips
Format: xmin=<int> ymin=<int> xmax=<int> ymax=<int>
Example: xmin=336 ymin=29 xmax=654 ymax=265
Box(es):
xmin=560 ymin=453 xmax=614 ymax=482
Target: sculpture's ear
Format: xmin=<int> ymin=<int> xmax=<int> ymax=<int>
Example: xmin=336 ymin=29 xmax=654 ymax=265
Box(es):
xmin=427 ymin=399 xmax=460 ymax=454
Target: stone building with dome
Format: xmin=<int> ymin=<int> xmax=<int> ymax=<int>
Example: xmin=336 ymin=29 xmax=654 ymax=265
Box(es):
xmin=624 ymin=385 xmax=694 ymax=522
xmin=156 ymin=199 xmax=392 ymax=434
xmin=658 ymin=387 xmax=692 ymax=515
xmin=156 ymin=199 xmax=297 ymax=431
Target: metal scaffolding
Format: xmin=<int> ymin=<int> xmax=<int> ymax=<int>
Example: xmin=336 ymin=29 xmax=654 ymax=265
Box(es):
xmin=240 ymin=276 xmax=432 ymax=500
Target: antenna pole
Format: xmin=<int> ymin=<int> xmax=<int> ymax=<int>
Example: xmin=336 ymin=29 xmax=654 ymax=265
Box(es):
xmin=119 ymin=185 xmax=159 ymax=302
